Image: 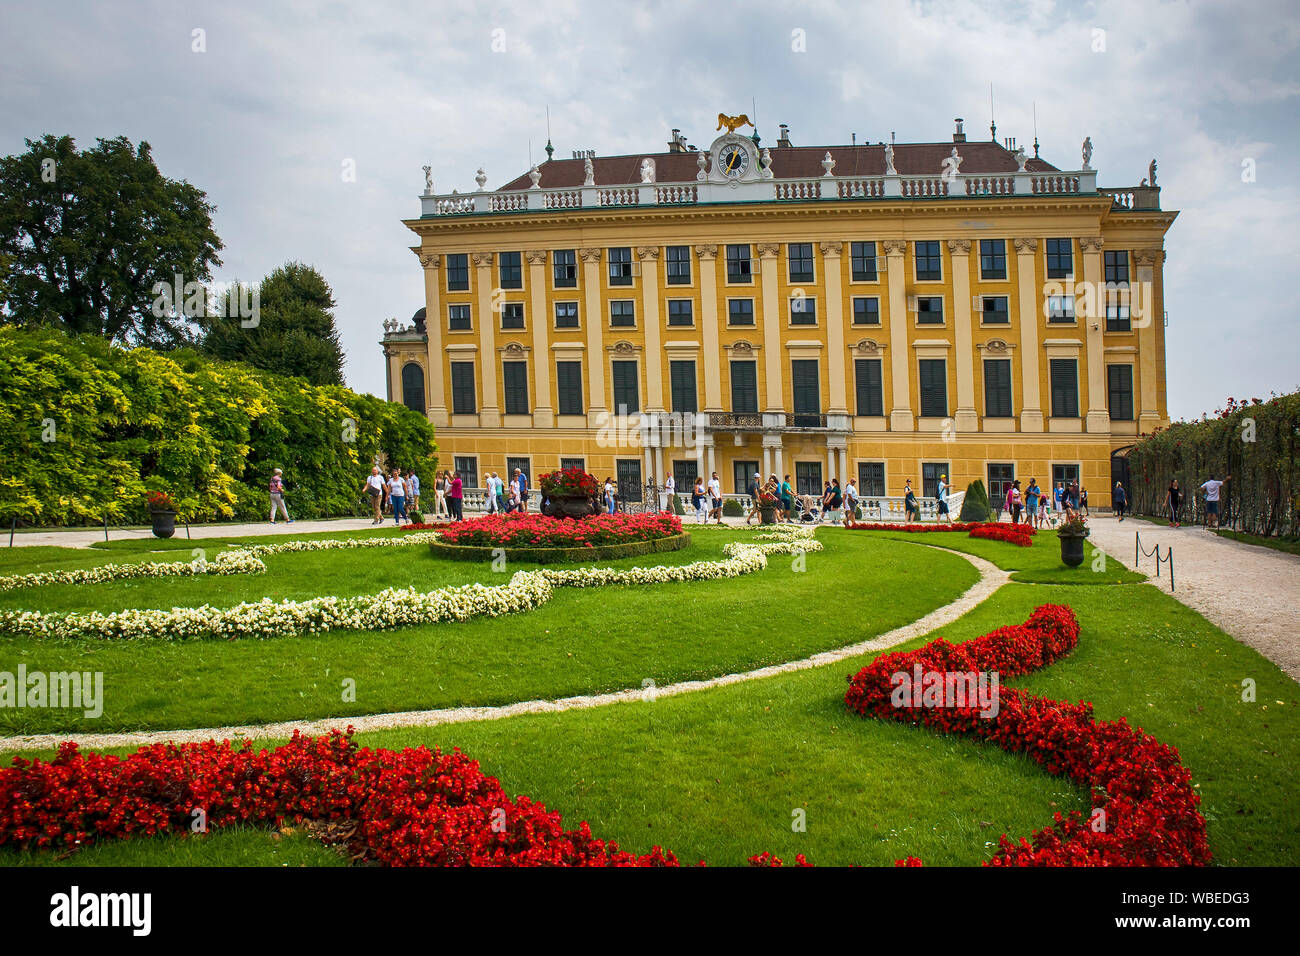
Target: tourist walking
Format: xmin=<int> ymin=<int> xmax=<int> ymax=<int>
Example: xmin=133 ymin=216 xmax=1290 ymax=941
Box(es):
xmin=484 ymin=472 xmax=499 ymax=514
xmin=387 ymin=468 xmax=409 ymax=525
xmin=1113 ymin=480 xmax=1128 ymax=521
xmin=904 ymin=480 xmax=918 ymax=523
xmin=604 ymin=476 xmax=616 ymax=515
xmin=843 ymin=477 xmax=858 ymax=527
xmin=663 ymin=473 xmax=675 ymax=512
xmin=434 ymin=472 xmax=448 ymax=518
xmin=745 ymin=472 xmax=763 ymax=525
xmin=936 ymin=473 xmax=950 ymax=523
xmin=364 ymin=466 xmax=385 ymax=523
xmin=708 ymin=471 xmax=723 ymax=524
xmin=1079 ymin=486 xmax=1088 ymax=516
xmin=1024 ymin=479 xmax=1040 ymax=529
xmin=407 ymin=470 xmax=420 ymax=512
xmin=517 ymin=467 xmax=530 ymax=513
xmin=1006 ymin=479 xmax=1023 ymax=525
xmin=1199 ymin=474 xmax=1230 ymax=529
xmin=446 ymin=471 xmax=464 ymax=521
xmin=780 ymin=475 xmax=795 ymax=523
xmin=691 ymin=477 xmax=707 ymax=524
xmin=268 ymin=468 xmax=293 ymax=524
xmin=1164 ymin=478 xmax=1182 ymax=527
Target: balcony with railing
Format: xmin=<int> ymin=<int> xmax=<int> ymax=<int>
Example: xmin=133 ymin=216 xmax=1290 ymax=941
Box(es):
xmin=705 ymin=411 xmax=848 ymax=432
xmin=418 ymin=167 xmax=1119 ymax=218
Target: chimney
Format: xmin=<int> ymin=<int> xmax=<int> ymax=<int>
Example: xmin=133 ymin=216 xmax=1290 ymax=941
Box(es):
xmin=953 ymin=118 xmax=966 ymax=143
xmin=667 ymin=128 xmax=687 ymax=153
xmin=778 ymin=124 xmax=792 ymax=147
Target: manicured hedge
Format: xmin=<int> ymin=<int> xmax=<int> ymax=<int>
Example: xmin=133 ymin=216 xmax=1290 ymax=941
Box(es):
xmin=0 ymin=327 xmax=438 ymax=525
xmin=429 ymin=531 xmax=692 ymax=564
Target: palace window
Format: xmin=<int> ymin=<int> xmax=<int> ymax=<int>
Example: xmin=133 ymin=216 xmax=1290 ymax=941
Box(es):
xmin=1104 ymin=250 xmax=1130 ymax=285
xmin=980 ymin=239 xmax=1007 ymax=280
xmin=852 ymin=296 xmax=880 ymax=325
xmin=556 ymin=361 xmax=583 ymax=415
xmin=1108 ymin=364 xmax=1134 ymax=421
xmin=401 ymin=363 xmax=425 ymax=412
xmin=726 ymin=244 xmax=752 ymax=283
xmin=446 ymin=254 xmax=469 ymax=292
xmin=501 ymin=303 xmax=524 ymax=330
xmin=915 ymin=241 xmax=942 ymax=281
xmin=667 ymin=299 xmax=694 ymax=327
xmin=610 ymin=300 xmax=635 ymax=328
xmin=728 ymin=298 xmax=754 ymax=326
xmin=789 ymin=295 xmax=817 ymax=325
xmin=983 ymin=358 xmax=1013 ymax=418
xmin=560 ymin=457 xmax=585 ymax=472
xmin=854 ymin=358 xmax=884 ymax=417
xmin=858 ymin=461 xmax=885 ymax=497
xmin=612 ymin=360 xmax=639 ymax=413
xmin=554 ymin=301 xmax=579 ymax=329
xmin=1045 ymin=238 xmax=1073 ymax=279
xmin=916 ymin=296 xmax=944 ymax=324
xmin=665 ymin=245 xmax=691 ymax=285
xmin=450 ymin=362 xmax=476 ymax=414
xmin=850 ymin=241 xmax=877 ymax=281
xmin=980 ymin=296 xmax=1009 ymax=324
xmin=918 ymin=359 xmax=948 ymax=417
xmin=730 ymin=360 xmax=758 ymax=414
xmin=787 ymin=243 xmax=814 ymax=283
xmin=670 ymin=360 xmax=698 ymax=413
xmin=1050 ymin=358 xmax=1080 ymax=418
xmin=503 ymin=361 xmax=529 ymax=415
xmin=922 ymin=462 xmax=949 ymax=499
xmin=1047 ymin=294 xmax=1075 ymax=323
xmin=1106 ymin=303 xmax=1131 ymax=332
xmin=498 ymin=251 xmax=522 ymax=289
xmin=453 ymin=456 xmax=478 ymax=488
xmin=448 ymin=304 xmax=472 ymax=331
xmin=553 ymin=249 xmax=577 ymax=288
xmin=608 ymin=247 xmax=633 ymax=285
xmin=791 ymin=359 xmax=820 ymax=426
xmin=987 ymin=464 xmax=1014 ymax=509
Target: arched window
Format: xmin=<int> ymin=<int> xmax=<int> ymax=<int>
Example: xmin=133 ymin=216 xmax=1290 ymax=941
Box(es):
xmin=401 ymin=362 xmax=426 ymax=412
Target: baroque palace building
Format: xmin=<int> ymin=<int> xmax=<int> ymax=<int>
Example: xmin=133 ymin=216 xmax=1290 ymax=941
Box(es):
xmin=385 ymin=118 xmax=1174 ymax=506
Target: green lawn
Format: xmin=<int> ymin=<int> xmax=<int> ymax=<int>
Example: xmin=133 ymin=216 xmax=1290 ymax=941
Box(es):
xmin=3 ymin=524 xmax=1296 ymax=868
xmin=1213 ymin=529 xmax=1300 ymax=557
xmin=0 ymin=528 xmax=978 ymax=735
xmin=3 ymin=823 xmax=348 ymax=867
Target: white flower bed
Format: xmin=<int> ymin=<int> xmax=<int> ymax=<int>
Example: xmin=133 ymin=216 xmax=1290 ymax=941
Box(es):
xmin=0 ymin=550 xmax=267 ymax=593
xmin=0 ymin=528 xmax=819 ymax=641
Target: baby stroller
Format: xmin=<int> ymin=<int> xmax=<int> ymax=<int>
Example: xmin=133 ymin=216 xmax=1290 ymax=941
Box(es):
xmin=794 ymin=494 xmax=821 ymax=523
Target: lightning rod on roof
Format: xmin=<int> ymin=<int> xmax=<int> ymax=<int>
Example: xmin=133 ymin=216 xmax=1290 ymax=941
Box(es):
xmin=1032 ymin=101 xmax=1040 ymax=158
xmin=990 ymin=83 xmax=997 ymax=142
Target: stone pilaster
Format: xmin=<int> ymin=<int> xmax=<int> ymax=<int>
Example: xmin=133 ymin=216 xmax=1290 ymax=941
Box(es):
xmin=883 ymin=239 xmax=913 ymax=431
xmin=417 ymin=251 xmax=449 ymax=427
xmin=525 ymin=250 xmax=553 ymax=427
xmin=1013 ymin=237 xmax=1043 ymax=432
xmin=947 ymin=239 xmax=978 ymax=433
xmin=472 ymin=251 xmax=500 ymax=427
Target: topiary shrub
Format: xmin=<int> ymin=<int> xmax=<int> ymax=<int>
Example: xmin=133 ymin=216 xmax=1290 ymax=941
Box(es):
xmin=722 ymin=498 xmax=744 ymax=517
xmin=407 ymin=510 xmax=424 ymax=525
xmin=670 ymin=493 xmax=685 ymax=516
xmin=959 ymin=480 xmax=992 ymax=522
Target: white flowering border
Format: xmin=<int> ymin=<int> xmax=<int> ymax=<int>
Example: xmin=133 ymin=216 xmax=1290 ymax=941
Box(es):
xmin=0 ymin=532 xmax=443 ymax=594
xmin=0 ymin=527 xmax=820 ymax=641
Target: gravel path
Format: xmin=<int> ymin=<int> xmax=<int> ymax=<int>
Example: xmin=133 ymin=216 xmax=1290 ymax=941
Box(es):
xmin=1086 ymin=515 xmax=1300 ymax=682
xmin=0 ymin=548 xmax=1010 ymax=753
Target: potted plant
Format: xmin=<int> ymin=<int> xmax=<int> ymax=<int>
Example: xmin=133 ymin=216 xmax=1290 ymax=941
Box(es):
xmin=758 ymin=491 xmax=781 ymax=525
xmin=1057 ymin=511 xmax=1090 ymax=567
xmin=538 ymin=467 xmax=600 ymax=519
xmin=147 ymin=491 xmax=178 ymax=539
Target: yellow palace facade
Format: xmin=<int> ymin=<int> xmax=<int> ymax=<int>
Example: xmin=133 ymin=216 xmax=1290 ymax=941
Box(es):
xmin=387 ymin=120 xmax=1174 ymax=506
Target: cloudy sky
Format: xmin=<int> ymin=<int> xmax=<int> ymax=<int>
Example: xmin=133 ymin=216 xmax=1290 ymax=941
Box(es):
xmin=2 ymin=0 xmax=1297 ymax=420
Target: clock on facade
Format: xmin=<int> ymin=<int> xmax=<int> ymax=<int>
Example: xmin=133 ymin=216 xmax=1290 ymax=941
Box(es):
xmin=718 ymin=142 xmax=750 ymax=178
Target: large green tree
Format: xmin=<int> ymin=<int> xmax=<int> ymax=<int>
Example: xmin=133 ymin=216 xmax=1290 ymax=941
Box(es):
xmin=199 ymin=261 xmax=345 ymax=386
xmin=0 ymin=134 xmax=223 ymax=347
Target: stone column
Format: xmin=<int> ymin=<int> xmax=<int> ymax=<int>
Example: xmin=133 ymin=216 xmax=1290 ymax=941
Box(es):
xmin=820 ymin=241 xmax=849 ymax=416
xmin=472 ymin=251 xmax=500 ymax=428
xmin=1080 ymin=237 xmax=1109 ymax=433
xmin=762 ymin=444 xmax=771 ymax=479
xmin=579 ymin=248 xmax=607 ymax=422
xmin=525 ymin=250 xmax=553 ymax=428
xmin=772 ymin=440 xmax=784 ymax=481
xmin=757 ymin=243 xmax=783 ymax=413
xmin=1134 ymin=248 xmax=1164 ymax=433
xmin=418 ymin=252 xmax=449 ymax=427
xmin=637 ymin=246 xmax=665 ymax=412
xmin=883 ymin=240 xmax=913 ymax=431
xmin=947 ymin=239 xmax=978 ymax=433
xmin=696 ymin=244 xmax=723 ymax=412
xmin=1013 ymin=238 xmax=1043 ymax=431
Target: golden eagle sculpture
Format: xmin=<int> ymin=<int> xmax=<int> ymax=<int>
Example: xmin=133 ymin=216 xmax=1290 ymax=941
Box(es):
xmin=716 ymin=113 xmax=753 ymax=134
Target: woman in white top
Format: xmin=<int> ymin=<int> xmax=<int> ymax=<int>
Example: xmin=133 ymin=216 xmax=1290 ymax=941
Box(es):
xmin=434 ymin=473 xmax=447 ymax=517
xmin=363 ymin=467 xmax=386 ymax=524
xmin=662 ymin=474 xmax=675 ymax=512
xmin=603 ymin=478 xmax=616 ymax=515
xmin=387 ymin=470 xmax=409 ymax=525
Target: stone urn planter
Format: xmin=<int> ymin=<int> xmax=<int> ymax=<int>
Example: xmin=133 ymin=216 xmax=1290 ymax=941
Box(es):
xmin=150 ymin=510 xmax=177 ymax=539
xmin=543 ymin=495 xmax=599 ymax=519
xmin=1058 ymin=528 xmax=1089 ymax=567
xmin=759 ymin=502 xmax=780 ymax=525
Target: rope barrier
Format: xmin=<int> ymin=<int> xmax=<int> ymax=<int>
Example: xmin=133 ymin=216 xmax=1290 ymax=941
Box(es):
xmin=1135 ymin=531 xmax=1175 ymax=591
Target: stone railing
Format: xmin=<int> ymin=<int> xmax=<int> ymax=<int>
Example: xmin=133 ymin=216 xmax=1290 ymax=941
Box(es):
xmin=418 ymin=169 xmax=1103 ymax=216
xmin=1099 ymin=185 xmax=1161 ymax=211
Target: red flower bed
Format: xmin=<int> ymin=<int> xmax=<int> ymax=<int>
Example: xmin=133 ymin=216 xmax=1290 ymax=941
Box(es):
xmin=846 ymin=521 xmax=984 ymax=532
xmin=538 ymin=467 xmax=599 ymax=498
xmin=845 ymin=605 xmax=1211 ymax=867
xmin=968 ymin=523 xmax=1034 ymax=546
xmin=0 ymin=731 xmax=680 ymax=867
xmin=438 ymin=512 xmax=682 ymax=549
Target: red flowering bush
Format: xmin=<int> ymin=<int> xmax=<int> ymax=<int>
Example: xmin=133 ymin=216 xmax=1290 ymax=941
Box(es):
xmin=538 ymin=467 xmax=599 ymax=498
xmin=439 ymin=512 xmax=682 ymax=549
xmin=146 ymin=491 xmax=176 ymax=512
xmin=968 ymin=524 xmax=1034 ymax=547
xmin=0 ymin=731 xmax=680 ymax=867
xmin=845 ymin=605 xmax=1211 ymax=867
xmin=846 ymin=521 xmax=1035 ymax=536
